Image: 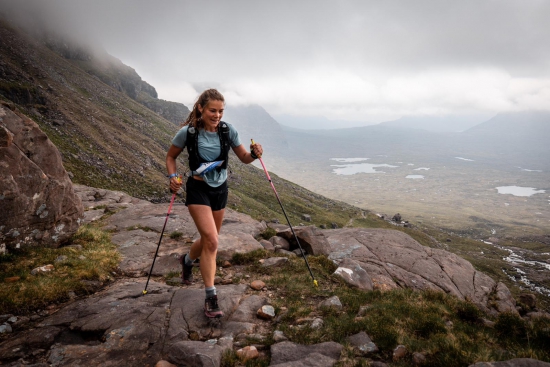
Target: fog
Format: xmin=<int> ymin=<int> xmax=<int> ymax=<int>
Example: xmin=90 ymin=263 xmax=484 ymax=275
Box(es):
xmin=1 ymin=0 xmax=549 ymax=128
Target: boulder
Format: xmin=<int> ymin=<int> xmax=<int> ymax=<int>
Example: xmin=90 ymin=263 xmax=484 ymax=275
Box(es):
xmin=0 ymin=104 xmax=83 ymax=249
xmin=333 ymin=258 xmax=373 ymax=290
xmin=270 ymin=236 xmax=290 ymax=250
xmin=324 ymin=228 xmax=514 ymax=313
xmin=270 ymin=341 xmax=343 ymax=365
xmin=277 ymin=226 xmax=331 ymax=256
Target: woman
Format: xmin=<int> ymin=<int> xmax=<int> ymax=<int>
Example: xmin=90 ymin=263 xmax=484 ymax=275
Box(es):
xmin=166 ymin=88 xmax=263 ymax=318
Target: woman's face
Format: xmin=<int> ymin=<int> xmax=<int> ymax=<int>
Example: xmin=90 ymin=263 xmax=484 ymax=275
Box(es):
xmin=199 ymin=99 xmax=224 ymax=131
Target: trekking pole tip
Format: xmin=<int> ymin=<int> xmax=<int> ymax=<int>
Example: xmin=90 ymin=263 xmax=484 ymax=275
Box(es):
xmin=142 ymin=290 xmax=147 ymax=295
xmin=313 ymin=279 xmax=318 ymax=287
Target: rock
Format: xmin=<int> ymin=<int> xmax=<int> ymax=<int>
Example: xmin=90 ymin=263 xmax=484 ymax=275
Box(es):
xmin=259 ymin=239 xmax=275 ymax=251
xmin=257 ymin=305 xmax=275 ymax=320
xmin=347 ymin=331 xmax=378 ymax=355
xmin=276 ymin=249 xmax=297 ymax=257
xmin=155 ymin=361 xmax=177 ymax=367
xmin=0 ymin=326 xmax=61 ymax=359
xmin=250 ymin=280 xmax=266 ymax=290
xmin=270 ymin=341 xmax=343 ymax=365
xmin=293 ymin=248 xmax=305 ymax=256
xmin=270 ymin=236 xmax=290 ymax=250
xmin=301 ymin=214 xmax=311 ymax=222
xmin=494 ymin=282 xmax=517 ymax=314
xmin=333 ymin=258 xmax=373 ymax=290
xmin=320 ymin=296 xmax=342 ymax=310
xmin=262 ymin=257 xmax=288 ymax=267
xmin=525 ymin=311 xmax=550 ymax=320
xmin=310 ymin=318 xmax=324 ymax=329
xmin=277 ymin=226 xmax=331 ymax=256
xmin=236 ymin=345 xmax=259 ymax=361
xmin=167 ymin=340 xmax=223 ymax=367
xmin=468 ymin=358 xmax=550 ymax=367
xmin=325 ymin=228 xmax=507 ymax=313
xmin=482 ymin=318 xmax=495 ymax=327
xmin=371 ymin=362 xmax=389 ymax=367
xmin=273 ymin=330 xmax=288 ymax=342
xmin=0 ymin=323 xmax=12 ymax=333
xmin=270 ymin=352 xmax=336 ymax=367
xmin=30 ymin=264 xmax=55 ymax=275
xmin=230 ymin=295 xmax=268 ymax=323
xmin=413 ymin=352 xmax=426 ymax=365
xmin=392 ymin=213 xmax=402 ymax=222
xmin=393 ymin=345 xmax=407 ymax=361
xmin=0 ymin=105 xmax=83 ymax=250
xmin=222 ymin=260 xmax=232 ymax=268
xmin=519 ymin=293 xmax=537 ymax=309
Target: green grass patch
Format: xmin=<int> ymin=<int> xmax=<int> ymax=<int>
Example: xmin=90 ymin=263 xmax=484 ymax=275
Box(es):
xmin=0 ymin=225 xmax=120 ymax=315
xmin=169 ymin=231 xmax=183 ymax=239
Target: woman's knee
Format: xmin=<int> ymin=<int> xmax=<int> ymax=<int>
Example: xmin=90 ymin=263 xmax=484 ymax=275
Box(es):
xmin=201 ymin=234 xmax=218 ymax=252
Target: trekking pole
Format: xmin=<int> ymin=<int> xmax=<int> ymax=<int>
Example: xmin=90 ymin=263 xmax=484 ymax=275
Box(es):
xmin=143 ymin=176 xmax=181 ymax=295
xmin=251 ymin=139 xmax=318 ymax=287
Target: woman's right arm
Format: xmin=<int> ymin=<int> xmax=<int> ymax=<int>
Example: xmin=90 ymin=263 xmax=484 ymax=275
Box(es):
xmin=166 ymin=145 xmax=184 ymax=192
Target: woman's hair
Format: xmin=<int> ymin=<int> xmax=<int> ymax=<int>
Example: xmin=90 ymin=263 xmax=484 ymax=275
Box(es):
xmin=182 ymin=88 xmax=225 ymax=128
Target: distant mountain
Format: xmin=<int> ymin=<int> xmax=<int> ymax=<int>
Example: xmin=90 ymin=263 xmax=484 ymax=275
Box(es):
xmin=277 ymin=110 xmax=550 ymax=170
xmin=223 ymin=104 xmax=288 ymax=153
xmin=458 ymin=111 xmax=550 ymax=168
xmin=378 ymin=114 xmax=491 ymax=132
xmin=273 ymin=114 xmax=371 ymax=130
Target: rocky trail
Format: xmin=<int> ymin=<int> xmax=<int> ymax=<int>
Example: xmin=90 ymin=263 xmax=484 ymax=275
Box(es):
xmin=1 ymin=185 xmax=549 ymax=367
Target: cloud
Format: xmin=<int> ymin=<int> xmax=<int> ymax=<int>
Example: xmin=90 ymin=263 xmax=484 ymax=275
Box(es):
xmin=1 ymin=0 xmax=549 ymax=125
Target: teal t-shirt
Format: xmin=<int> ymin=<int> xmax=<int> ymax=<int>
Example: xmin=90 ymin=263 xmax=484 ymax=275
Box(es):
xmin=172 ymin=123 xmax=241 ymax=187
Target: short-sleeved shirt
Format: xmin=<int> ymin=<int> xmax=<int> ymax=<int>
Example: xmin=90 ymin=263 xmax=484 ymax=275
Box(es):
xmin=172 ymin=123 xmax=241 ymax=187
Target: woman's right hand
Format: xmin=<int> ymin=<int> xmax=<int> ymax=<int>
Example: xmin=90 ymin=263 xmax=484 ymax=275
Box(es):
xmin=170 ymin=176 xmax=183 ymax=193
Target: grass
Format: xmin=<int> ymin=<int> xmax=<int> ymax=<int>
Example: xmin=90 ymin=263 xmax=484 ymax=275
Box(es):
xmin=0 ymin=225 xmax=120 ymax=315
xmin=230 ymin=250 xmax=550 ymax=367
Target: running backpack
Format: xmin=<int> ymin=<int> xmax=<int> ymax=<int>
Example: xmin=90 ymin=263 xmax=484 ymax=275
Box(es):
xmin=186 ymin=122 xmax=230 ymax=172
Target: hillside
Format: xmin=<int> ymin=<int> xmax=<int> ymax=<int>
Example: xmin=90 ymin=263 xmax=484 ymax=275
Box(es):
xmin=0 ymin=19 xmax=361 ymax=228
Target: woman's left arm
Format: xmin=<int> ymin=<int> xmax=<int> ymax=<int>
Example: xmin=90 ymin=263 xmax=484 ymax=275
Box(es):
xmin=232 ymin=143 xmax=263 ymax=164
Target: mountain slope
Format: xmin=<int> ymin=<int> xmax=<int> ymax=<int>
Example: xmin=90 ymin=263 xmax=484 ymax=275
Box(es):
xmin=0 ymin=19 xmax=361 ymax=228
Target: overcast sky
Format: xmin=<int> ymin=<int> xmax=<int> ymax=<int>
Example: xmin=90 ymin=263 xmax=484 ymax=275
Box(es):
xmin=2 ymin=0 xmax=550 ymax=127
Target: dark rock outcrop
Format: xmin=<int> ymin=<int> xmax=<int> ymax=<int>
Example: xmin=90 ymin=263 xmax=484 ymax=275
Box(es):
xmin=276 ymin=226 xmax=331 ymax=256
xmin=0 ymin=104 xmax=83 ymax=249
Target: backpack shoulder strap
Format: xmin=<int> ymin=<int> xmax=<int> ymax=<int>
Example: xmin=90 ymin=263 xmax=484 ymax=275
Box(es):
xmin=186 ymin=126 xmax=200 ymax=171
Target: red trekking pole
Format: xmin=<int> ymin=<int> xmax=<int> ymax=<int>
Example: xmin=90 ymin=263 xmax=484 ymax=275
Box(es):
xmin=251 ymin=140 xmax=318 ymax=287
xmin=142 ymin=176 xmax=181 ymax=295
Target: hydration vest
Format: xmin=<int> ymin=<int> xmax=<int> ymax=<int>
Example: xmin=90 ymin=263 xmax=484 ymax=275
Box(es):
xmin=186 ymin=121 xmax=230 ymax=172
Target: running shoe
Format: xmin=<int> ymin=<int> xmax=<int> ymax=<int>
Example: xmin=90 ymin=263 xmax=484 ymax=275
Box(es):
xmin=204 ymin=295 xmax=224 ymax=318
xmin=180 ymin=255 xmax=194 ymax=285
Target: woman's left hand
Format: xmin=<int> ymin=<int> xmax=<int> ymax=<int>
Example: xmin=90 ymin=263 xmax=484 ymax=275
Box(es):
xmin=250 ymin=142 xmax=263 ymax=159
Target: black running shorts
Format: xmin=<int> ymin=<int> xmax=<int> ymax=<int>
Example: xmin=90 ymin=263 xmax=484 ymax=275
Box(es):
xmin=185 ymin=177 xmax=228 ymax=211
